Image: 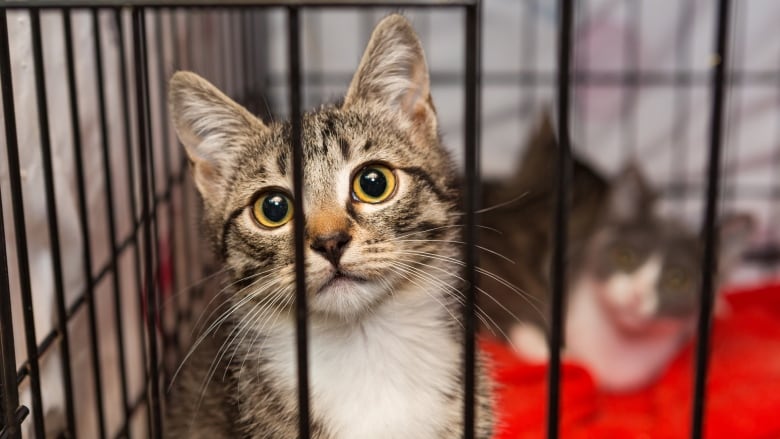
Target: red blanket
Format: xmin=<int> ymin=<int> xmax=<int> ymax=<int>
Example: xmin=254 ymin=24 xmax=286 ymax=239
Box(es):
xmin=484 ymin=281 xmax=780 ymax=439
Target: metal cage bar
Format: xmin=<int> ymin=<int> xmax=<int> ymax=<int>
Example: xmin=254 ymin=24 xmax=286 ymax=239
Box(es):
xmin=547 ymin=0 xmax=574 ymax=438
xmin=0 ymin=187 xmax=20 ymax=439
xmin=287 ymin=7 xmax=311 ymax=438
xmin=59 ymin=9 xmax=110 ymax=438
xmin=115 ymin=7 xmax=155 ymax=435
xmin=92 ymin=8 xmax=135 ymax=436
xmin=462 ymin=2 xmax=480 ymax=438
xmin=132 ymin=7 xmax=164 ymax=438
xmin=2 ymin=9 xmax=46 ymax=438
xmin=691 ymin=0 xmax=732 ymax=437
xmin=0 ymin=2 xmax=771 ymax=439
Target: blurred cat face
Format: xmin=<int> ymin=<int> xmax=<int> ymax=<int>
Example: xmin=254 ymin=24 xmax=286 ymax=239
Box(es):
xmin=587 ymin=221 xmax=703 ymax=332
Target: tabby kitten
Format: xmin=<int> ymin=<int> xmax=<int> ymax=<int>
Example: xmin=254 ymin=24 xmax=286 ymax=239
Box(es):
xmin=479 ymin=115 xmax=752 ymax=391
xmin=166 ymin=15 xmax=493 ymax=438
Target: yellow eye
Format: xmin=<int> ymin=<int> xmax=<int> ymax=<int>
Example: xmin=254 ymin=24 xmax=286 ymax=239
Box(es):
xmin=664 ymin=269 xmax=689 ymax=289
xmin=352 ymin=164 xmax=396 ymax=204
xmin=252 ymin=192 xmax=293 ymax=228
xmin=611 ymin=246 xmax=637 ymax=270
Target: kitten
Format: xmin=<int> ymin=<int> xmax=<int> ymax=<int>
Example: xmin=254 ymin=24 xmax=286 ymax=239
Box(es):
xmin=165 ymin=15 xmax=493 ymax=438
xmin=478 ymin=115 xmax=753 ymax=391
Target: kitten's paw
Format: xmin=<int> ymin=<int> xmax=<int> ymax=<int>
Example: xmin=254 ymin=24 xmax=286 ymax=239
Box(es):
xmin=510 ymin=324 xmax=549 ymax=362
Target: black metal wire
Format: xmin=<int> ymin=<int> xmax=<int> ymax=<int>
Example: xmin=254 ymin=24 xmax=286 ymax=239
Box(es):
xmin=59 ymin=10 xmax=109 ymax=438
xmin=114 ymin=15 xmax=152 ymax=431
xmin=132 ymin=7 xmax=163 ymax=438
xmin=287 ymin=7 xmax=310 ymax=437
xmin=261 ymin=70 xmax=780 ymax=88
xmin=691 ymin=0 xmax=732 ymax=437
xmin=462 ymin=3 xmax=480 ymax=438
xmin=547 ymin=0 xmax=574 ymax=438
xmin=0 ymin=0 xmax=476 ymax=8
xmin=2 ymin=11 xmax=76 ymax=439
xmin=114 ymin=11 xmax=155 ymax=435
xmin=20 ymin=10 xmax=58 ymax=438
xmin=0 ymin=167 xmax=20 ymax=438
xmin=142 ymin=10 xmax=165 ymax=386
xmin=155 ymin=9 xmax=182 ymax=364
xmin=92 ymin=8 xmax=134 ymax=435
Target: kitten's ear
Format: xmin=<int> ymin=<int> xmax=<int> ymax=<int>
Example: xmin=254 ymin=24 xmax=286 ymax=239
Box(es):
xmin=606 ymin=163 xmax=656 ymax=221
xmin=343 ymin=15 xmax=435 ymax=133
xmin=717 ymin=212 xmax=755 ymax=274
xmin=168 ymin=71 xmax=266 ymax=202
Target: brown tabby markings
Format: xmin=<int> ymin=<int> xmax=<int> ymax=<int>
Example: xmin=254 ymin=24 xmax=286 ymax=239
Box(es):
xmin=166 ymin=14 xmax=494 ymax=438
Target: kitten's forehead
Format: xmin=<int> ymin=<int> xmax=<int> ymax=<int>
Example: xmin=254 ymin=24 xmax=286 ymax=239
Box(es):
xmin=229 ymin=106 xmax=437 ymax=210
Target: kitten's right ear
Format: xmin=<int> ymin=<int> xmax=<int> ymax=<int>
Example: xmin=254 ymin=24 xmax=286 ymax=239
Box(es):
xmin=168 ymin=71 xmax=266 ymax=202
xmin=606 ymin=164 xmax=656 ymax=222
xmin=343 ymin=15 xmax=436 ymax=137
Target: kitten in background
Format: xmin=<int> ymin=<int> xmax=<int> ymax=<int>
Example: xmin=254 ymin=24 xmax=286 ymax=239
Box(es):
xmin=165 ymin=15 xmax=493 ymax=438
xmin=479 ymin=114 xmax=754 ymax=392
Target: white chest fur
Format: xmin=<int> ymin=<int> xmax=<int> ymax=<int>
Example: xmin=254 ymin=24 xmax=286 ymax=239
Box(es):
xmin=566 ymin=277 xmax=692 ymax=391
xmin=261 ymin=293 xmax=461 ymax=439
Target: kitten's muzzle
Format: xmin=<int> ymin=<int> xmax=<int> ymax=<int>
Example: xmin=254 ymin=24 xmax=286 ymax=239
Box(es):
xmin=310 ymin=231 xmax=352 ymax=267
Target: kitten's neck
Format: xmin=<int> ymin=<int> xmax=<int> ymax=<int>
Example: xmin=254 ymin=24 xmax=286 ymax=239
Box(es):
xmin=246 ymin=288 xmax=462 ymax=439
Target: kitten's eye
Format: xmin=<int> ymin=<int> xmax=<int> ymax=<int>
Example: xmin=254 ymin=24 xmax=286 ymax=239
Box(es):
xmin=611 ymin=246 xmax=637 ymax=270
xmin=253 ymin=192 xmax=293 ymax=228
xmin=352 ymin=164 xmax=396 ymax=204
xmin=663 ymin=269 xmax=689 ymax=289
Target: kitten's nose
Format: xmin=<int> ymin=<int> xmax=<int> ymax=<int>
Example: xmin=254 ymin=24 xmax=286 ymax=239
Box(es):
xmin=310 ymin=231 xmax=352 ymax=266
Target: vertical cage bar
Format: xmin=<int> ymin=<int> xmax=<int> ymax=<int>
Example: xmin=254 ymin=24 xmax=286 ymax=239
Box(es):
xmin=287 ymin=7 xmax=310 ymax=438
xmin=547 ymin=0 xmax=574 ymax=437
xmin=155 ymin=8 xmax=181 ymax=361
xmin=462 ymin=3 xmax=481 ymax=438
xmin=59 ymin=10 xmax=109 ymax=438
xmin=115 ymin=8 xmax=154 ymax=434
xmin=142 ymin=9 xmax=164 ymax=374
xmin=17 ymin=9 xmax=63 ymax=437
xmin=691 ymin=0 xmax=732 ymax=437
xmin=0 ymin=187 xmax=21 ymax=439
xmin=92 ymin=8 xmax=133 ymax=435
xmin=132 ymin=6 xmax=163 ymax=438
xmin=1 ymin=11 xmax=39 ymax=438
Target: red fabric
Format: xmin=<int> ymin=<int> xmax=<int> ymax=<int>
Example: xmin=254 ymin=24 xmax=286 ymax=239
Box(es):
xmin=483 ymin=281 xmax=780 ymax=439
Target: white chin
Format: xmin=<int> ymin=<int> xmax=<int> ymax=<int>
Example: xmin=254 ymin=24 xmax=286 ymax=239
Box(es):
xmin=309 ymin=279 xmax=386 ymax=318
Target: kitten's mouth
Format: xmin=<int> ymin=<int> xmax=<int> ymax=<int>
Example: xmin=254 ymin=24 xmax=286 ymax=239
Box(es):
xmin=317 ymin=271 xmax=367 ymax=294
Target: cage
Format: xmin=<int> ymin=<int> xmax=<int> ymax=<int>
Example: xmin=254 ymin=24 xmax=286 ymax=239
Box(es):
xmin=1 ymin=0 xmax=779 ymax=438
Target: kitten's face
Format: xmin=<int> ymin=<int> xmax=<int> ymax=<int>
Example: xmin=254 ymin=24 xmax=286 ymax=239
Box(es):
xmin=587 ymin=220 xmax=703 ymax=332
xmin=582 ymin=167 xmax=752 ymax=333
xmin=169 ymin=15 xmax=461 ymax=319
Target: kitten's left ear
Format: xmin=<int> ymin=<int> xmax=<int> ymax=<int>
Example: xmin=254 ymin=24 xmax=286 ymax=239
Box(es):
xmin=169 ymin=71 xmax=267 ymax=203
xmin=343 ymin=14 xmax=435 ymax=135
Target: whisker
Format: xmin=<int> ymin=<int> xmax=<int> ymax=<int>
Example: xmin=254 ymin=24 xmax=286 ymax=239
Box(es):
xmin=190 ymin=266 xmax=279 ymax=336
xmin=392 ymin=260 xmax=496 ymax=335
xmin=393 ymin=223 xmax=503 ymax=241
xmin=474 ymin=191 xmax=529 ymax=214
xmin=386 ymin=265 xmax=464 ymax=330
xmin=393 ymin=239 xmax=515 ymax=264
